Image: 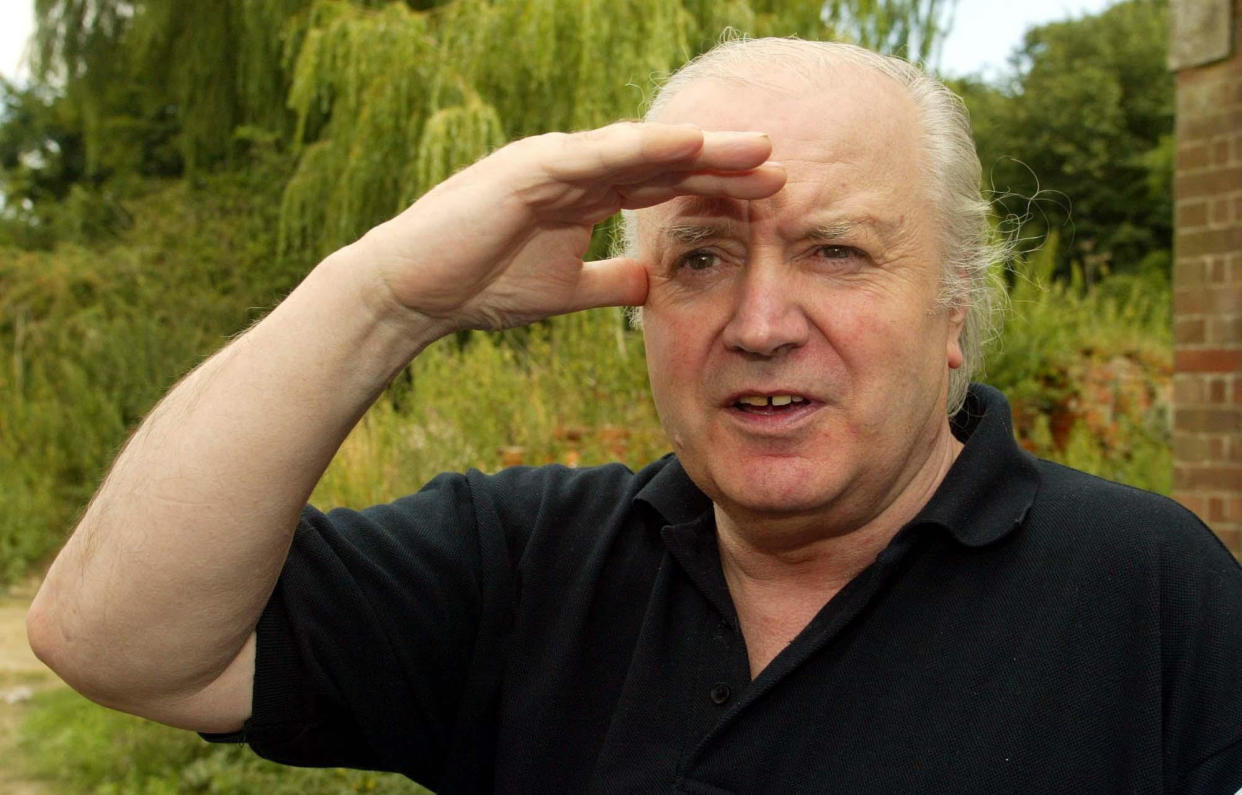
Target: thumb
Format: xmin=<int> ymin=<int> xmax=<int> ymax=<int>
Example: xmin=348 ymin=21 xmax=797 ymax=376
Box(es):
xmin=568 ymin=257 xmax=649 ymax=312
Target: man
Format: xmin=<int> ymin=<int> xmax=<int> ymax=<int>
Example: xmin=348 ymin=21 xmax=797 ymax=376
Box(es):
xmin=27 ymin=38 xmax=1242 ymax=793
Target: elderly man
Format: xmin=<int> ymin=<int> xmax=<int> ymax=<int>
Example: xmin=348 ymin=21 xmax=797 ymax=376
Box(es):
xmin=27 ymin=38 xmax=1242 ymax=793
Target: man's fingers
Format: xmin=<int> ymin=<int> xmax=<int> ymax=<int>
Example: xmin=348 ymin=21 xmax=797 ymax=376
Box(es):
xmin=617 ymin=164 xmax=787 ymax=210
xmin=566 ymin=257 xmax=649 ymax=312
xmin=540 ymin=123 xmax=773 ymax=184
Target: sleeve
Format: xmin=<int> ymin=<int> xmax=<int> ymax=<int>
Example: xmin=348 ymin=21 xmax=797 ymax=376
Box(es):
xmin=204 ymin=469 xmax=518 ymax=790
xmin=1159 ymin=517 xmax=1242 ymax=794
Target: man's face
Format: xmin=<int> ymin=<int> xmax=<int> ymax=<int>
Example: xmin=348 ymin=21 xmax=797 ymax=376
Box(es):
xmin=636 ymin=67 xmax=965 ymax=535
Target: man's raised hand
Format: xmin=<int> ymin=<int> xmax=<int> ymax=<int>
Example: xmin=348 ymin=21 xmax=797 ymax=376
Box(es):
xmin=342 ymin=122 xmax=785 ymax=335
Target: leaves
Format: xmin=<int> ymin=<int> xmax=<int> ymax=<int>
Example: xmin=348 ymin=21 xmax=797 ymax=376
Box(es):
xmin=956 ymin=0 xmax=1173 ymax=284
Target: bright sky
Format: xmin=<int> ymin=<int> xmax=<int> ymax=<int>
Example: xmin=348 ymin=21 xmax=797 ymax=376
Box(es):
xmin=0 ymin=0 xmax=1122 ymax=84
xmin=0 ymin=1 xmax=34 ymax=83
xmin=939 ymin=0 xmax=1120 ymax=79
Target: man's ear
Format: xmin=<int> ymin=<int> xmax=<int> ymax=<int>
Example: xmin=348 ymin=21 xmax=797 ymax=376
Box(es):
xmin=946 ymin=304 xmax=966 ymax=371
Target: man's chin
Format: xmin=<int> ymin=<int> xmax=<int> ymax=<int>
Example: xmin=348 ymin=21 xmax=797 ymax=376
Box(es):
xmin=706 ymin=472 xmax=850 ymax=524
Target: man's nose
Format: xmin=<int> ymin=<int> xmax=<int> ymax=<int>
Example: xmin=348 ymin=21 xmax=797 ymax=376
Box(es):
xmin=720 ymin=261 xmax=810 ymax=357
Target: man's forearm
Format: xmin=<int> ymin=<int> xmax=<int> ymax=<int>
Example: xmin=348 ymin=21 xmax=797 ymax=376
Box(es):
xmin=25 ymin=122 xmax=778 ymax=733
xmin=26 ymin=247 xmax=441 ymax=728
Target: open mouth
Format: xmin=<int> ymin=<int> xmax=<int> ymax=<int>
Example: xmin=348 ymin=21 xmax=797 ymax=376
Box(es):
xmin=732 ymin=394 xmax=808 ymax=415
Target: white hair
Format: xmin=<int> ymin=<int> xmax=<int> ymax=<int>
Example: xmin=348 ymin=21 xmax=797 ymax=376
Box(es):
xmin=621 ymin=36 xmax=1006 ymax=415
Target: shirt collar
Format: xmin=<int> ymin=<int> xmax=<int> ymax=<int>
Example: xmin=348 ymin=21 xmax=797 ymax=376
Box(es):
xmin=911 ymin=383 xmax=1040 ymax=546
xmin=634 ymin=454 xmax=712 ymax=526
xmin=634 ymin=383 xmax=1040 ymax=548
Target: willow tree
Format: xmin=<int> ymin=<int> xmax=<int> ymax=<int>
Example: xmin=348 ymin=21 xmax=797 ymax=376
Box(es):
xmin=276 ymin=0 xmax=959 ymax=261
xmin=822 ymin=0 xmax=954 ymax=65
xmin=29 ymin=0 xmax=955 ymax=255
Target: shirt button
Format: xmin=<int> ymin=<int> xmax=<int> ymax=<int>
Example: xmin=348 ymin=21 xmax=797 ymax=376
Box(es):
xmin=709 ymin=683 xmax=732 ymax=705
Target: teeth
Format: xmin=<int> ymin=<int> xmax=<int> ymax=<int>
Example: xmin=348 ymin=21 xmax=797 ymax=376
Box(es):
xmin=736 ymin=394 xmax=806 ymax=407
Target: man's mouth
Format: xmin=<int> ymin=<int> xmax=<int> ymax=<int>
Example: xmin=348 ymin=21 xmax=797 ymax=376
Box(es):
xmin=732 ymin=394 xmax=808 ymax=414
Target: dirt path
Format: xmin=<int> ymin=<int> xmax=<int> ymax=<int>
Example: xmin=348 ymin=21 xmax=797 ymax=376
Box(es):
xmin=0 ymin=578 xmax=57 ymax=794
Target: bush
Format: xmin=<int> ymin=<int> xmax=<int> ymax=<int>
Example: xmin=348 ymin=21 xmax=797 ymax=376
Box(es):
xmin=0 ymin=155 xmax=299 ymax=583
xmin=986 ymin=234 xmax=1172 ymax=493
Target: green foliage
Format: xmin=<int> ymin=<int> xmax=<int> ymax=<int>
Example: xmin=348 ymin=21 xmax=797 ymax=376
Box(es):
xmin=279 ymin=0 xmax=701 ymax=259
xmin=315 ymin=311 xmax=665 ymax=507
xmin=823 ymin=0 xmax=953 ymax=64
xmin=276 ymin=0 xmax=955 ymax=260
xmin=0 ymin=153 xmax=297 ymax=583
xmin=954 ymin=0 xmax=1173 ymax=284
xmin=32 ymin=0 xmax=312 ymax=175
xmin=18 ymin=0 xmax=957 ymax=256
xmin=986 ymin=233 xmax=1172 ymax=494
xmin=18 ymin=687 xmax=430 ymax=793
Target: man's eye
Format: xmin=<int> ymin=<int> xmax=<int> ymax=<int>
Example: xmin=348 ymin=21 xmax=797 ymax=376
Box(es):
xmin=816 ymin=245 xmax=862 ymax=260
xmin=676 ymin=250 xmax=718 ymax=271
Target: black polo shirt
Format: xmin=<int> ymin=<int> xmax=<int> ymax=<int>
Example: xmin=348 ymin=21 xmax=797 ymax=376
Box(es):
xmin=210 ymin=385 xmax=1242 ymax=793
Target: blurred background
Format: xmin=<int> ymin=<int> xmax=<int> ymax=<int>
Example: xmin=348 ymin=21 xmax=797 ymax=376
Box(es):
xmin=0 ymin=0 xmax=1192 ymax=791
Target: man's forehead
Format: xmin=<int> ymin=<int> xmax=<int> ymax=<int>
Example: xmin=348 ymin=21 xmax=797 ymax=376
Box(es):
xmin=663 ymin=196 xmax=748 ymax=221
xmin=650 ymin=62 xmax=908 ymax=126
xmin=646 ymin=204 xmax=903 ymax=242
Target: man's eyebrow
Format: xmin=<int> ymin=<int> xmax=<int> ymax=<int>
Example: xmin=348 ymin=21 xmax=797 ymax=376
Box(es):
xmin=663 ymin=224 xmax=725 ymax=245
xmin=807 ymin=216 xmax=900 ymax=242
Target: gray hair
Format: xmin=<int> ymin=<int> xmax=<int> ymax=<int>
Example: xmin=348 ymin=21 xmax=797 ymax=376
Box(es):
xmin=621 ymin=37 xmax=1005 ymax=415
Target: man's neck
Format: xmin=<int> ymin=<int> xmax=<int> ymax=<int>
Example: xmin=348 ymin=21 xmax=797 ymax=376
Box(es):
xmin=713 ymin=424 xmax=963 ymax=677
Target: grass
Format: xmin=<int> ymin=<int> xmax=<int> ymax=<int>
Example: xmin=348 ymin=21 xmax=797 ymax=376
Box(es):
xmin=16 ymin=688 xmax=431 ymax=794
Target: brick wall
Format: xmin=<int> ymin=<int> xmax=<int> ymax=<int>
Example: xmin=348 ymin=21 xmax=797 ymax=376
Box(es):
xmin=1172 ymin=0 xmax=1242 ymax=555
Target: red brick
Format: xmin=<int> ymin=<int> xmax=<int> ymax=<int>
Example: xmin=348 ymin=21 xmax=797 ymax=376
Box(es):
xmin=1213 ymin=198 xmax=1232 ymax=225
xmin=1176 ymin=226 xmax=1242 ymax=257
xmin=1174 ymin=405 xmax=1242 ymax=431
xmin=1178 ymin=200 xmax=1209 ymax=227
xmin=1178 ymin=79 xmax=1233 ymax=116
xmin=1212 ymin=378 xmax=1229 ymax=402
xmin=1178 ymin=110 xmax=1242 ymax=142
xmin=1178 ymin=144 xmax=1210 ymax=171
xmin=1178 ymin=65 xmax=1220 ymax=87
xmin=1175 ymin=464 xmax=1242 ymax=491
xmin=1210 ymin=258 xmax=1228 ymax=282
xmin=1215 ymin=139 xmax=1233 ymax=166
xmin=1174 ymin=376 xmax=1206 ymax=404
xmin=1174 ymin=287 xmax=1242 ymax=314
xmin=1173 ymin=491 xmax=1210 ymax=519
xmin=1235 ymin=195 xmax=1242 ymax=222
xmin=1175 ymin=260 xmax=1207 ymax=286
xmin=1207 ymin=316 xmax=1242 ymax=344
xmin=1177 ymin=317 xmax=1207 ymax=344
xmin=1229 ymin=497 xmax=1242 ymax=522
xmin=1175 ymin=288 xmax=1206 ymax=313
xmin=1174 ymin=432 xmax=1212 ymax=460
xmin=1176 ymin=166 xmax=1242 ymax=199
xmin=1213 ymin=283 xmax=1242 ymax=311
xmin=1176 ymin=349 xmax=1242 ymax=373
xmin=1210 ymin=496 xmax=1227 ymax=521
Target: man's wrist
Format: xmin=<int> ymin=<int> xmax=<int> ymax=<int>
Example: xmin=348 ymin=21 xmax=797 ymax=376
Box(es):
xmin=311 ymin=243 xmax=457 ymax=364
